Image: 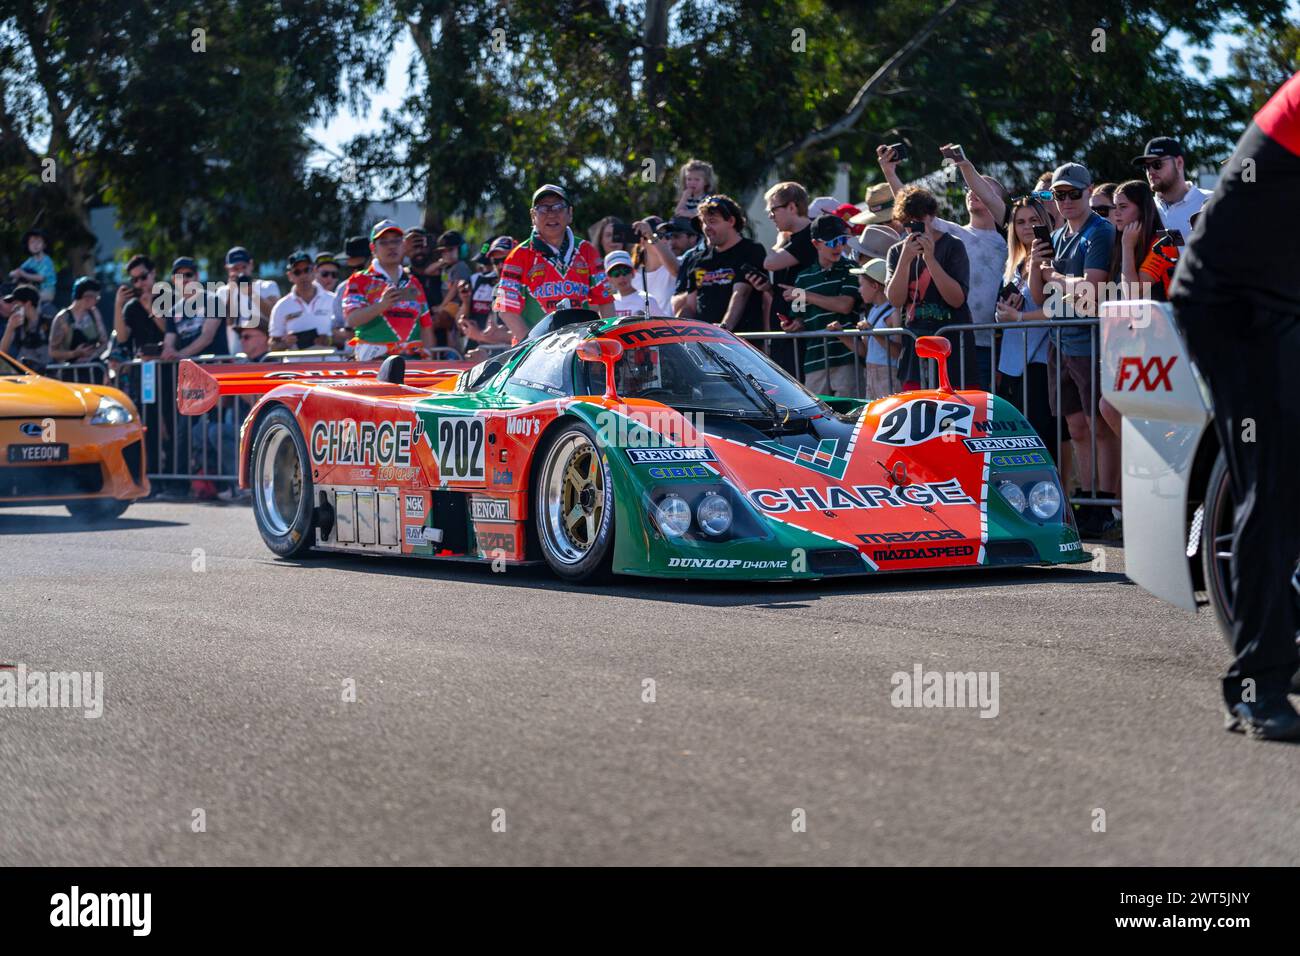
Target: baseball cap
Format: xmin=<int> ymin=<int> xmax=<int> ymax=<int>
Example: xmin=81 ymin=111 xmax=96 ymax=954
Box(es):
xmin=663 ymin=216 xmax=700 ymax=237
xmin=225 ymin=246 xmax=252 ymax=266
xmin=1049 ymin=163 xmax=1092 ymax=190
xmin=170 ymin=256 xmax=198 ymax=274
xmin=848 ymin=258 xmax=888 ymax=284
xmin=344 ymin=236 xmax=369 ymax=261
xmin=810 ymin=214 xmax=850 ymax=242
xmin=4 ymin=284 xmax=40 ymax=306
xmin=405 ymin=226 xmax=428 ymax=238
xmin=1132 ymin=136 xmax=1184 ymax=167
xmin=488 ymin=236 xmax=515 ymax=255
xmin=850 ymin=183 xmax=896 ymax=226
xmin=604 ymin=250 xmax=634 ymax=272
xmin=314 ymin=251 xmax=337 ymax=266
xmin=436 ymin=230 xmax=463 ymax=250
xmin=808 ymin=196 xmax=840 ymax=219
xmin=286 ymin=250 xmax=312 ymax=268
xmin=531 ymin=184 xmax=570 ymax=206
xmin=72 ymin=276 xmax=102 ymax=298
xmin=369 ymin=220 xmax=403 ymax=242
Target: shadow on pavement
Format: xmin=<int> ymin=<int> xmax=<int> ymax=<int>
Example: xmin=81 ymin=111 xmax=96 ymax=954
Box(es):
xmin=0 ymin=513 xmax=186 ymax=535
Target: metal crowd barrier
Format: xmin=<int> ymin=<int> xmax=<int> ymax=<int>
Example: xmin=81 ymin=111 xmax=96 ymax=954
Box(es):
xmin=738 ymin=327 xmax=919 ymax=400
xmin=42 ymin=360 xmax=108 ymax=385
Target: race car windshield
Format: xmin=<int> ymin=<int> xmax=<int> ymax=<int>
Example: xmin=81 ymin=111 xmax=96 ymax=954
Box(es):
xmin=578 ymin=338 xmax=820 ymax=415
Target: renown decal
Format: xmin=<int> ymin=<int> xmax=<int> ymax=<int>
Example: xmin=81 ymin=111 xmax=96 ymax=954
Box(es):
xmin=625 ymin=447 xmax=717 ymax=465
xmin=310 ymin=419 xmax=413 ymax=466
xmin=471 ymin=497 xmax=510 ymax=521
xmin=963 ymin=436 xmax=1047 ymax=453
xmin=748 ymin=479 xmax=975 ymax=514
xmin=873 ymin=398 xmax=974 ymax=447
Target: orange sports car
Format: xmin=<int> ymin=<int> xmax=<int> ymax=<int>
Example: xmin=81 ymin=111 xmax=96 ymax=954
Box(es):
xmin=0 ymin=351 xmax=149 ymax=519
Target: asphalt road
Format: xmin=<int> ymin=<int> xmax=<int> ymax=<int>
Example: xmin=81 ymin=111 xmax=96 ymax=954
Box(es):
xmin=1 ymin=500 xmax=1296 ymax=866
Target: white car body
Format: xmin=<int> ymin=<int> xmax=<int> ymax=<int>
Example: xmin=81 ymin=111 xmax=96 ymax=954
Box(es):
xmin=1100 ymin=300 xmax=1215 ymax=611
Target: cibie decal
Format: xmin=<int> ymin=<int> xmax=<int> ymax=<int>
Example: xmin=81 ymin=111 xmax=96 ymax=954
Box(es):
xmin=963 ymin=436 xmax=1046 ymax=453
xmin=625 ymin=447 xmax=717 ymax=465
xmin=748 ymin=479 xmax=974 ymax=514
xmin=755 ymin=438 xmax=848 ymax=479
xmin=430 ymin=415 xmax=486 ymax=481
xmin=506 ymin=417 xmax=542 ymax=437
xmin=310 ymin=419 xmax=413 ymax=466
xmin=648 ymin=464 xmax=710 ymax=480
xmin=873 ymin=398 xmax=975 ymax=447
xmin=990 ymin=452 xmax=1049 ymax=468
xmin=471 ymin=497 xmax=510 ymax=521
xmin=1114 ymin=355 xmax=1176 ymax=391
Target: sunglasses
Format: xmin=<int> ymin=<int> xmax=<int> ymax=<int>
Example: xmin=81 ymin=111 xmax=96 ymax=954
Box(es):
xmin=820 ymin=235 xmax=851 ymax=248
xmin=533 ymin=201 xmax=569 ymax=214
xmin=1052 ymin=187 xmax=1084 ymax=201
xmin=289 ymin=267 xmax=312 ymax=276
xmin=608 ymin=267 xmax=632 ymax=278
xmin=1142 ymin=158 xmax=1168 ymax=170
xmin=1090 ymin=204 xmax=1114 ymax=216
xmin=317 ymin=269 xmax=339 ymax=279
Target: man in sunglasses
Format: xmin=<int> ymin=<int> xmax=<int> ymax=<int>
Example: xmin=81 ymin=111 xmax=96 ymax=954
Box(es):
xmin=161 ymin=257 xmax=223 ymax=361
xmin=489 ymin=184 xmax=613 ymax=344
xmin=1029 ymin=162 xmax=1120 ymax=535
xmin=269 ymin=251 xmax=335 ymax=351
xmin=113 ymin=254 xmax=165 ymax=357
xmin=779 ymin=214 xmax=863 ymax=397
xmin=1133 ymin=137 xmax=1212 ymax=238
xmin=314 ymin=252 xmax=341 ymax=294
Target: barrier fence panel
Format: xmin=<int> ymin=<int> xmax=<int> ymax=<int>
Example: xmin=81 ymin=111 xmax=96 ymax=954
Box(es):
xmin=738 ymin=327 xmax=920 ymax=402
xmin=44 ymin=361 xmax=108 ymax=385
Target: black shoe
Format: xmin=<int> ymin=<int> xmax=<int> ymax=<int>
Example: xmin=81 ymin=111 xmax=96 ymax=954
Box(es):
xmin=1224 ymin=697 xmax=1300 ymax=741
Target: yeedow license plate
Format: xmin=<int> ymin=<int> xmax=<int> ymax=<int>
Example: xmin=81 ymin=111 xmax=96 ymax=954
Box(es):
xmin=7 ymin=443 xmax=69 ymax=463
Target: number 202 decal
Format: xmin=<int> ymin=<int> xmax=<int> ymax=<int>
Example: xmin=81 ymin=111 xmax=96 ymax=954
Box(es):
xmin=873 ymin=399 xmax=974 ymax=447
xmin=436 ymin=417 xmax=485 ymax=481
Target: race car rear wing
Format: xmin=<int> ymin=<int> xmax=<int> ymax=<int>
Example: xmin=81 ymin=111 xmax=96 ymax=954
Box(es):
xmin=176 ymin=358 xmax=475 ymax=415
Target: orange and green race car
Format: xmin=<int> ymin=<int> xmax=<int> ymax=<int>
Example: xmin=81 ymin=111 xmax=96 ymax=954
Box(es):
xmin=0 ymin=351 xmax=149 ymax=519
xmin=179 ymin=311 xmax=1086 ymax=582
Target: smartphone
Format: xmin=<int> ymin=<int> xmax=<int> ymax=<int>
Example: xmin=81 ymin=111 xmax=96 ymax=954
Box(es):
xmin=1032 ymin=224 xmax=1053 ymax=246
xmin=998 ymin=281 xmax=1020 ymax=301
xmin=940 ymin=144 xmax=967 ymax=163
xmin=906 ymin=220 xmax=925 ymax=235
xmin=887 ymin=142 xmax=909 ymax=163
xmin=1159 ymin=228 xmax=1185 ymax=247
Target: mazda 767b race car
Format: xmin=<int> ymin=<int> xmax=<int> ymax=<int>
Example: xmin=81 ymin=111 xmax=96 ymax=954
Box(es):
xmin=177 ymin=311 xmax=1086 ymax=582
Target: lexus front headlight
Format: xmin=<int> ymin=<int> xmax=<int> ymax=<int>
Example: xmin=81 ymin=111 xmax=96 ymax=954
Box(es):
xmin=90 ymin=396 xmax=132 ymax=425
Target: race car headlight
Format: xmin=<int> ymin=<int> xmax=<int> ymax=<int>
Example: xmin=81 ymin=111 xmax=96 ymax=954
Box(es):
xmin=1028 ymin=480 xmax=1061 ymax=519
xmin=695 ymin=492 xmax=733 ymax=537
xmin=998 ymin=480 xmax=1027 ymax=514
xmin=655 ymin=494 xmax=692 ymax=537
xmin=90 ymin=396 xmax=132 ymax=426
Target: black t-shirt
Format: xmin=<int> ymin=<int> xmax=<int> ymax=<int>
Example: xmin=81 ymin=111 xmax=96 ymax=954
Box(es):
xmin=123 ymin=298 xmax=165 ymax=354
xmin=165 ymin=299 xmax=224 ymax=355
xmin=675 ymin=237 xmax=768 ymax=333
xmin=769 ymin=224 xmax=816 ymax=325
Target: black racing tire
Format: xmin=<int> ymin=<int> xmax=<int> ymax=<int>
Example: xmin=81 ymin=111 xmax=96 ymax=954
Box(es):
xmin=530 ymin=419 xmax=615 ymax=582
xmin=1201 ymin=449 xmax=1234 ymax=642
xmin=249 ymin=405 xmax=316 ymax=558
xmin=66 ymin=498 xmax=130 ymax=522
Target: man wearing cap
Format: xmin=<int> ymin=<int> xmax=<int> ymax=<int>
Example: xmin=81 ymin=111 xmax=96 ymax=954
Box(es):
xmin=215 ymin=246 xmax=281 ymax=354
xmin=490 ymin=185 xmax=613 ymax=343
xmin=314 ymin=252 xmax=341 ymax=295
xmin=49 ymin=277 xmax=109 ymax=363
xmin=339 ymin=219 xmax=435 ymax=361
xmin=1029 ymin=161 xmax=1119 ymax=533
xmin=456 ymin=236 xmax=515 ymax=349
xmin=269 ymin=251 xmax=335 ymax=351
xmin=162 ymin=257 xmax=224 ymax=361
xmin=777 ymin=215 xmax=863 ymax=396
xmin=1169 ymin=72 xmax=1300 ymax=740
xmin=0 ymin=285 xmax=48 ymax=368
xmin=1133 ymin=136 xmax=1213 ymax=238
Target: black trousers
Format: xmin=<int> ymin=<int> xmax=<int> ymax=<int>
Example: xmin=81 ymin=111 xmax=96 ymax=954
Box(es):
xmin=1179 ymin=303 xmax=1300 ymax=706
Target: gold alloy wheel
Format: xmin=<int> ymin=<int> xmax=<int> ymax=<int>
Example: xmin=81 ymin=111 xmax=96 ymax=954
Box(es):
xmin=539 ymin=431 xmax=606 ymax=565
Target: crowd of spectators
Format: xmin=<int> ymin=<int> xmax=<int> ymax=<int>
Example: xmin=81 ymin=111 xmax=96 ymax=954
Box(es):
xmin=3 ymin=139 xmax=1212 ymax=526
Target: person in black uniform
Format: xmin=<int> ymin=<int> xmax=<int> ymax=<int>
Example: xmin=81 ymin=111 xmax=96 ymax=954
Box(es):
xmin=1170 ymin=71 xmax=1300 ymax=741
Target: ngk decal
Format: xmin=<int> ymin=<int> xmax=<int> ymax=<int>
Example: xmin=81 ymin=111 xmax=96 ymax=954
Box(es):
xmin=404 ymin=494 xmax=425 ymax=518
xmin=1114 ymin=355 xmax=1176 ymax=391
xmin=310 ymin=419 xmax=414 ymax=466
xmin=873 ymin=399 xmax=975 ymax=446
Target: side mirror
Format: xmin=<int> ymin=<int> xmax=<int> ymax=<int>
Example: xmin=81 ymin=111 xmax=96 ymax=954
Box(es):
xmin=577 ymin=338 xmax=625 ymax=400
xmin=915 ymin=335 xmax=953 ymax=393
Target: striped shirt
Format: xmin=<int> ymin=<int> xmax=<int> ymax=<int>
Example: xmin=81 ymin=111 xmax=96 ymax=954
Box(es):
xmin=794 ymin=258 xmax=862 ymax=372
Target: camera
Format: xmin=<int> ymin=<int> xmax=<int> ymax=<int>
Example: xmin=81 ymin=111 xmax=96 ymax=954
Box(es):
xmin=611 ymin=222 xmax=637 ymax=246
xmin=887 ymin=142 xmax=909 ymax=163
